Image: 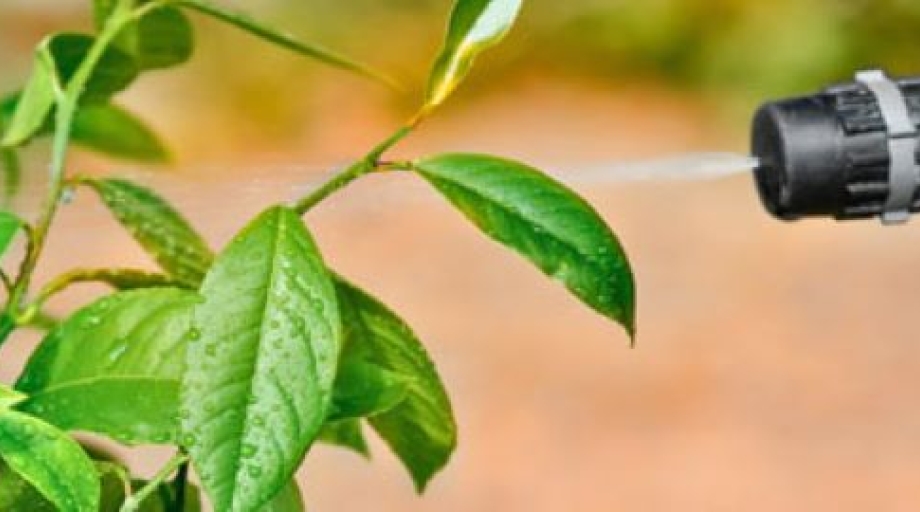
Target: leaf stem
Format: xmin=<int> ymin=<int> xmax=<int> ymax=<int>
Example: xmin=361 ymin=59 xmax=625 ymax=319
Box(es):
xmin=1 ymin=0 xmax=136 ymax=340
xmin=120 ymin=452 xmax=189 ymax=512
xmin=174 ymin=458 xmax=189 ymax=512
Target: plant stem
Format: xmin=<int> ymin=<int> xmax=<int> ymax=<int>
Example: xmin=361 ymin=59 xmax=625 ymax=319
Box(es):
xmin=2 ymin=0 xmax=135 ymax=337
xmin=120 ymin=452 xmax=189 ymax=512
xmin=174 ymin=459 xmax=189 ymax=512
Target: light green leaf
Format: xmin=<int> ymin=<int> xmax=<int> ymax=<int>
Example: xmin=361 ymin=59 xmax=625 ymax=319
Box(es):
xmin=0 ymin=460 xmax=127 ymax=512
xmin=16 ymin=288 xmax=199 ymax=445
xmin=175 ymin=0 xmax=396 ymax=87
xmin=425 ymin=0 xmax=523 ymax=109
xmin=265 ymin=480 xmax=306 ymax=512
xmin=414 ymin=153 xmax=636 ymax=336
xmin=334 ymin=277 xmax=456 ymax=492
xmin=181 ymin=206 xmax=341 ymax=512
xmin=317 ymin=419 xmax=369 ymax=457
xmin=0 ymin=409 xmax=100 ymax=512
xmin=116 ymin=5 xmax=195 ymax=71
xmin=72 ymin=103 xmax=170 ymax=162
xmin=0 ymin=211 xmax=22 ymax=260
xmin=328 ymin=360 xmax=409 ymax=422
xmin=0 ymin=384 xmax=26 ymax=410
xmin=2 ymin=33 xmax=138 ymax=147
xmin=82 ymin=178 xmax=214 ymax=287
xmin=2 ymin=45 xmax=58 ymax=147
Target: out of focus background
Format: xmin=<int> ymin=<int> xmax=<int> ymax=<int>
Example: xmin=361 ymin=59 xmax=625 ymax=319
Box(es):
xmin=4 ymin=1 xmax=920 ymax=510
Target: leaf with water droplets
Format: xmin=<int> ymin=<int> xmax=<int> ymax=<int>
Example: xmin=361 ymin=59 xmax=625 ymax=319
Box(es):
xmin=15 ymin=288 xmax=198 ymax=445
xmin=334 ymin=277 xmax=456 ymax=492
xmin=82 ymin=178 xmax=214 ymax=287
xmin=424 ymin=0 xmax=523 ymax=110
xmin=181 ymin=206 xmax=340 ymax=512
xmin=0 ymin=409 xmax=99 ymax=512
xmin=414 ymin=153 xmax=636 ymax=336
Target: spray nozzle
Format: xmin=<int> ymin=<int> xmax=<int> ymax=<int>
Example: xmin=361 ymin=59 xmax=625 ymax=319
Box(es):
xmin=751 ymin=69 xmax=920 ymax=224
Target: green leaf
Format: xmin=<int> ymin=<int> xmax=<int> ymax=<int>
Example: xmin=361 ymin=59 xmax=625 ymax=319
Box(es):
xmin=265 ymin=480 xmax=306 ymax=512
xmin=425 ymin=0 xmax=523 ymax=109
xmin=0 ymin=460 xmax=126 ymax=512
xmin=82 ymin=178 xmax=214 ymax=287
xmin=2 ymin=45 xmax=58 ymax=147
xmin=95 ymin=461 xmax=131 ymax=512
xmin=334 ymin=277 xmax=456 ymax=492
xmin=16 ymin=288 xmax=199 ymax=445
xmin=175 ymin=0 xmax=396 ymax=87
xmin=181 ymin=206 xmax=341 ymax=512
xmin=116 ymin=5 xmax=195 ymax=71
xmin=0 ymin=210 xmax=22 ymax=260
xmin=1 ymin=149 xmax=21 ymax=205
xmin=0 ymin=384 xmax=27 ymax=409
xmin=414 ymin=153 xmax=636 ymax=335
xmin=0 ymin=410 xmax=100 ymax=512
xmin=2 ymin=33 xmax=138 ymax=147
xmin=328 ymin=360 xmax=409 ymax=422
xmin=72 ymin=103 xmax=170 ymax=162
xmin=317 ymin=419 xmax=369 ymax=457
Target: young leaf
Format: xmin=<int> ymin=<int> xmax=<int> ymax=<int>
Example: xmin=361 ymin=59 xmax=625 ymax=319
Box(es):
xmin=0 ymin=211 xmax=22 ymax=260
xmin=181 ymin=206 xmax=341 ymax=512
xmin=16 ymin=288 xmax=198 ymax=445
xmin=317 ymin=419 xmax=369 ymax=457
xmin=414 ymin=153 xmax=636 ymax=335
xmin=425 ymin=0 xmax=523 ymax=109
xmin=334 ymin=277 xmax=456 ymax=492
xmin=265 ymin=480 xmax=306 ymax=512
xmin=72 ymin=103 xmax=170 ymax=162
xmin=2 ymin=33 xmax=138 ymax=147
xmin=175 ymin=0 xmax=396 ymax=87
xmin=328 ymin=360 xmax=410 ymax=422
xmin=2 ymin=45 xmax=58 ymax=147
xmin=0 ymin=410 xmax=100 ymax=512
xmin=82 ymin=178 xmax=214 ymax=287
xmin=116 ymin=5 xmax=195 ymax=71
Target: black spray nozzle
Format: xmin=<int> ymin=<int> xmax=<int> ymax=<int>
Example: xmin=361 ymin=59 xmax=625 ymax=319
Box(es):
xmin=751 ymin=70 xmax=920 ymax=224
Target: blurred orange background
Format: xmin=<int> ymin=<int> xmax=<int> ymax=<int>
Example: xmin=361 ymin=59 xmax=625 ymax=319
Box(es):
xmin=4 ymin=1 xmax=920 ymax=510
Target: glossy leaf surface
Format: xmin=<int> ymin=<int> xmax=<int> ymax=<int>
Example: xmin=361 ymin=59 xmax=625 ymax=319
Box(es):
xmin=181 ymin=206 xmax=340 ymax=511
xmin=425 ymin=0 xmax=523 ymax=108
xmin=335 ymin=277 xmax=456 ymax=491
xmin=72 ymin=104 xmax=170 ymax=162
xmin=414 ymin=153 xmax=636 ymax=335
xmin=16 ymin=288 xmax=198 ymax=444
xmin=83 ymin=178 xmax=214 ymax=287
xmin=0 ymin=410 xmax=99 ymax=512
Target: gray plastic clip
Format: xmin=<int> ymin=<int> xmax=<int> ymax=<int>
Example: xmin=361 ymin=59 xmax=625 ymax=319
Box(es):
xmin=855 ymin=70 xmax=920 ymax=224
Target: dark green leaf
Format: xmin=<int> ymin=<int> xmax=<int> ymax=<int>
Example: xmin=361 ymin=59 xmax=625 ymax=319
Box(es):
xmin=334 ymin=277 xmax=456 ymax=492
xmin=265 ymin=480 xmax=306 ymax=512
xmin=181 ymin=206 xmax=341 ymax=511
xmin=414 ymin=153 xmax=636 ymax=335
xmin=82 ymin=178 xmax=214 ymax=287
xmin=95 ymin=461 xmax=131 ymax=512
xmin=72 ymin=103 xmax=170 ymax=162
xmin=16 ymin=288 xmax=198 ymax=444
xmin=0 ymin=211 xmax=22 ymax=260
xmin=317 ymin=419 xmax=369 ymax=457
xmin=116 ymin=5 xmax=195 ymax=71
xmin=328 ymin=360 xmax=409 ymax=422
xmin=2 ymin=33 xmax=138 ymax=147
xmin=0 ymin=410 xmax=99 ymax=512
xmin=425 ymin=0 xmax=523 ymax=109
xmin=176 ymin=0 xmax=396 ymax=87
